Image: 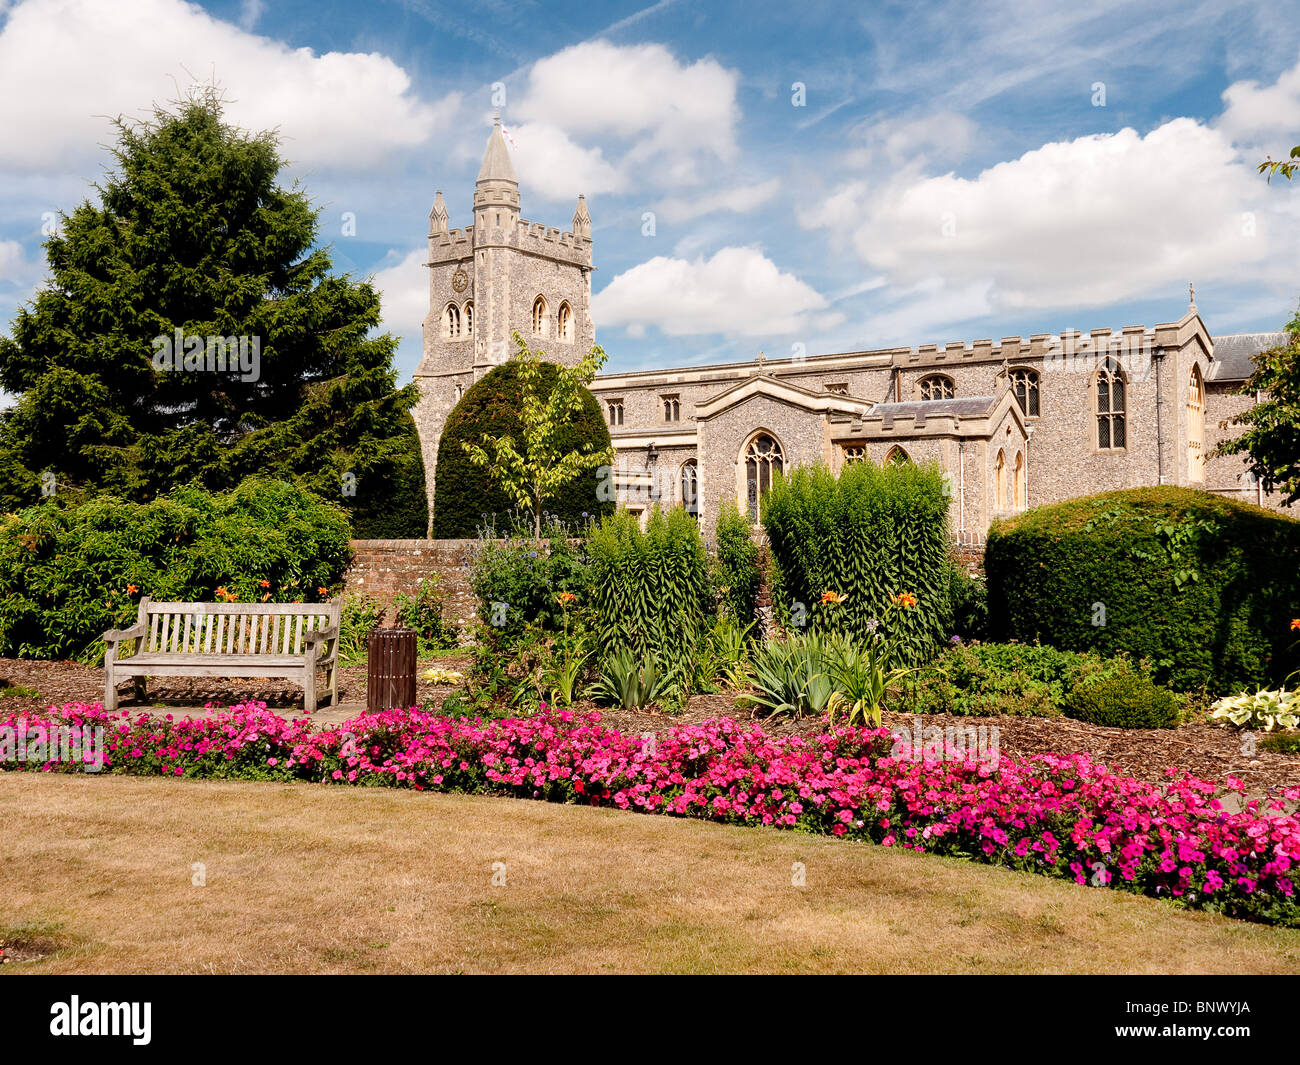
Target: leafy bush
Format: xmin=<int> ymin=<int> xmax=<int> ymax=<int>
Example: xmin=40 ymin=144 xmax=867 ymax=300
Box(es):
xmin=393 ymin=580 xmax=458 ymax=654
xmin=905 ymin=642 xmax=1151 ymax=718
xmin=588 ymin=507 xmax=712 ymax=702
xmin=1209 ymin=688 xmax=1300 ymax=732
xmin=714 ymin=501 xmax=761 ymax=630
xmin=1063 ymin=664 xmax=1183 ymax=729
xmin=1260 ymin=732 xmax=1300 ymax=754
xmin=985 ymin=487 xmax=1300 ymax=692
xmin=339 ymin=595 xmax=385 ymax=663
xmin=469 ymin=524 xmax=593 ymax=646
xmin=948 ymin=563 xmax=988 ymax=642
xmin=432 ymin=360 xmax=613 ymax=538
xmin=762 ymin=459 xmax=951 ymax=665
xmin=0 ymin=478 xmax=351 ymax=659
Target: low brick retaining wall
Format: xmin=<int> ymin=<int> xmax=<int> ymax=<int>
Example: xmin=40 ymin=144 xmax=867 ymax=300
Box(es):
xmin=345 ymin=539 xmax=480 ymax=626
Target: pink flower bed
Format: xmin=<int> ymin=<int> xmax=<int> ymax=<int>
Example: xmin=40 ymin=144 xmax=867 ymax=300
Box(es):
xmin=6 ymin=701 xmax=1300 ymax=925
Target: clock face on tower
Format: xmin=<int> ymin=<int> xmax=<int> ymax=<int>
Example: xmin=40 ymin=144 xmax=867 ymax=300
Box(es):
xmin=451 ymin=268 xmax=469 ymax=293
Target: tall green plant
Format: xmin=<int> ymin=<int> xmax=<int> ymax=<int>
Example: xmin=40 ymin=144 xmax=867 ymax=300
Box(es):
xmin=714 ymin=500 xmax=761 ymax=630
xmin=587 ymin=506 xmax=712 ymax=701
xmin=761 ymin=459 xmax=951 ymax=665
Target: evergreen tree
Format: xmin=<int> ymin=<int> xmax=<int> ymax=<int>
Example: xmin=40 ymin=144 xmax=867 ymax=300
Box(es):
xmin=0 ymin=87 xmax=421 ymax=530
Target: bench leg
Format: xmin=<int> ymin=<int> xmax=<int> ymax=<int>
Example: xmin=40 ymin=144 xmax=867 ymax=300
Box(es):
xmin=303 ymin=669 xmax=317 ymax=714
xmin=326 ymin=663 xmax=338 ymax=708
xmin=133 ymin=676 xmax=147 ymax=704
xmin=104 ymin=671 xmax=118 ymax=712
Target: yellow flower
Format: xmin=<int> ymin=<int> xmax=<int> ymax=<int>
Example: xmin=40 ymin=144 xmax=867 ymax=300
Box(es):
xmin=821 ymin=590 xmax=848 ymax=606
xmin=1291 ymin=618 xmax=1300 ymax=632
xmin=891 ymin=592 xmax=917 ymax=608
xmin=556 ymin=591 xmax=577 ymax=605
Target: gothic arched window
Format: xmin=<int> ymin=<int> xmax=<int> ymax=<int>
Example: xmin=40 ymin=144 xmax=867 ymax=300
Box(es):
xmin=1009 ymin=367 xmax=1039 ymax=416
xmin=1013 ymin=451 xmax=1025 ymax=508
xmin=532 ymin=295 xmax=547 ymax=337
xmin=919 ymin=374 xmax=954 ymax=401
xmin=743 ymin=432 xmax=784 ymax=522
xmin=681 ymin=460 xmax=699 ymax=518
xmin=443 ymin=303 xmax=461 ymax=340
xmin=557 ymin=301 xmax=573 ymax=342
xmin=994 ymin=449 xmax=1006 ymax=510
xmin=885 ymin=445 xmax=911 ymax=464
xmin=1095 ymin=357 xmax=1126 ymax=450
xmin=463 ymin=301 xmax=473 ymax=338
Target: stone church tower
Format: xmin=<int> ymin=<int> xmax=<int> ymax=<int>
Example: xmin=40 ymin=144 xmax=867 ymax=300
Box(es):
xmin=413 ymin=116 xmax=595 ymax=524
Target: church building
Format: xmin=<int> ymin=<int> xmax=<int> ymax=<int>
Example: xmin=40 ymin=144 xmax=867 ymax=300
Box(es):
xmin=413 ymin=120 xmax=1289 ymax=542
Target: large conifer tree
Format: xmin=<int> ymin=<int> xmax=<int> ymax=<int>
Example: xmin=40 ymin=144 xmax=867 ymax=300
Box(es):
xmin=0 ymin=88 xmax=424 ymax=533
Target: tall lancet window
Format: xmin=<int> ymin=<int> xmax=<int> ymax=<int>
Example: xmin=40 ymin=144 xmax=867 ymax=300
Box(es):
xmin=743 ymin=432 xmax=784 ymax=523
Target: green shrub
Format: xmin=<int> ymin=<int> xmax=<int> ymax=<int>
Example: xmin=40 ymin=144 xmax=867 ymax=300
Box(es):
xmin=905 ymin=641 xmax=1151 ymax=718
xmin=948 ymin=563 xmax=988 ymax=642
xmin=339 ymin=595 xmax=385 ymax=663
xmin=588 ymin=506 xmax=713 ymax=702
xmin=1260 ymin=732 xmax=1300 ymax=754
xmin=1063 ymin=664 xmax=1183 ymax=729
xmin=985 ymin=486 xmax=1300 ymax=692
xmin=1208 ymin=688 xmax=1300 ymax=731
xmin=0 ymin=478 xmax=351 ymax=660
xmin=469 ymin=523 xmax=593 ymax=646
xmin=762 ymin=459 xmax=951 ymax=664
xmin=393 ymin=579 xmax=458 ymax=654
xmin=348 ymin=413 xmax=429 ymax=538
xmin=714 ymin=500 xmax=761 ymax=630
xmin=432 ymin=360 xmax=614 ymax=538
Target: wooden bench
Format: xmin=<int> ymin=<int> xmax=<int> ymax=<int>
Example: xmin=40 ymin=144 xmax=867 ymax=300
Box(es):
xmin=103 ymin=597 xmax=342 ymax=713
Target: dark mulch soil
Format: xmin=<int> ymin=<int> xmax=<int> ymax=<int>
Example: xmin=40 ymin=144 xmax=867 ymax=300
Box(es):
xmin=4 ymin=657 xmax=1298 ymax=794
xmin=0 ymin=655 xmax=474 ymax=718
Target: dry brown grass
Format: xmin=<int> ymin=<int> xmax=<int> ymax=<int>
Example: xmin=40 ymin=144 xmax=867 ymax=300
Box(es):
xmin=3 ymin=773 xmax=1299 ymax=974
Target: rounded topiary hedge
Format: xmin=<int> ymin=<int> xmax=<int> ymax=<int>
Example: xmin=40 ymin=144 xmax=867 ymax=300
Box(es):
xmin=432 ymin=360 xmax=614 ymax=538
xmin=985 ymin=487 xmax=1300 ymax=693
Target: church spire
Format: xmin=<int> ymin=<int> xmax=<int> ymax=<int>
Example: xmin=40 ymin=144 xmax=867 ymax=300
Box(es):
xmin=473 ymin=112 xmax=520 ymax=215
xmin=429 ymin=190 xmax=448 ymax=235
xmin=572 ymin=193 xmax=590 ymax=239
xmin=477 ymin=112 xmax=517 ymax=186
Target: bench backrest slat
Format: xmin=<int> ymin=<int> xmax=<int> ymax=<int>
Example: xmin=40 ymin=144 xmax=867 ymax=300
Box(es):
xmin=134 ymin=599 xmax=339 ymax=657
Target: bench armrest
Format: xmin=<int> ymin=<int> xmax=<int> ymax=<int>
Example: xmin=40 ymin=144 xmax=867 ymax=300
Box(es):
xmin=305 ymin=624 xmax=340 ymax=664
xmin=104 ymin=621 xmax=146 ymax=644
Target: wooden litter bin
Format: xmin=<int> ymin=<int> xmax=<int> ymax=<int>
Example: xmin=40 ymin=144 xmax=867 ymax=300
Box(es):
xmin=367 ymin=627 xmax=417 ymax=712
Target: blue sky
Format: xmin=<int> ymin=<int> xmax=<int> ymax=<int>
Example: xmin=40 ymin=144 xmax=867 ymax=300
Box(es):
xmin=1 ymin=0 xmax=1299 ymax=379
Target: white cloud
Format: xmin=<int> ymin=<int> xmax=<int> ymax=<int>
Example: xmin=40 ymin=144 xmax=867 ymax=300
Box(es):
xmin=654 ymin=179 xmax=782 ymax=224
xmin=805 ymin=118 xmax=1297 ymax=321
xmin=238 ymin=0 xmax=264 ymax=31
xmin=842 ymin=111 xmax=978 ymax=172
xmin=0 ymin=240 xmax=28 ymax=281
xmin=0 ymin=0 xmax=454 ymax=173
xmin=505 ymin=121 xmax=624 ymax=201
xmin=1217 ymin=49 xmax=1300 ymax=155
xmin=371 ymin=248 xmax=428 ymax=336
xmin=513 ymin=40 xmax=740 ymax=196
xmin=593 ymin=246 xmax=830 ymax=338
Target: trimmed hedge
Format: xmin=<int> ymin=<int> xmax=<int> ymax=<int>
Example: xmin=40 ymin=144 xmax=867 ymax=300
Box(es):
xmin=0 ymin=478 xmax=352 ymax=659
xmin=432 ymin=360 xmax=614 ymax=538
xmin=762 ymin=459 xmax=951 ymax=664
xmin=986 ymin=486 xmax=1300 ymax=692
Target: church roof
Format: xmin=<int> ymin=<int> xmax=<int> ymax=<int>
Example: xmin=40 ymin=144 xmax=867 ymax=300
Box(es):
xmin=868 ymin=397 xmax=998 ymax=419
xmin=477 ymin=116 xmax=517 ymax=185
xmin=1208 ymin=332 xmax=1288 ymax=382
